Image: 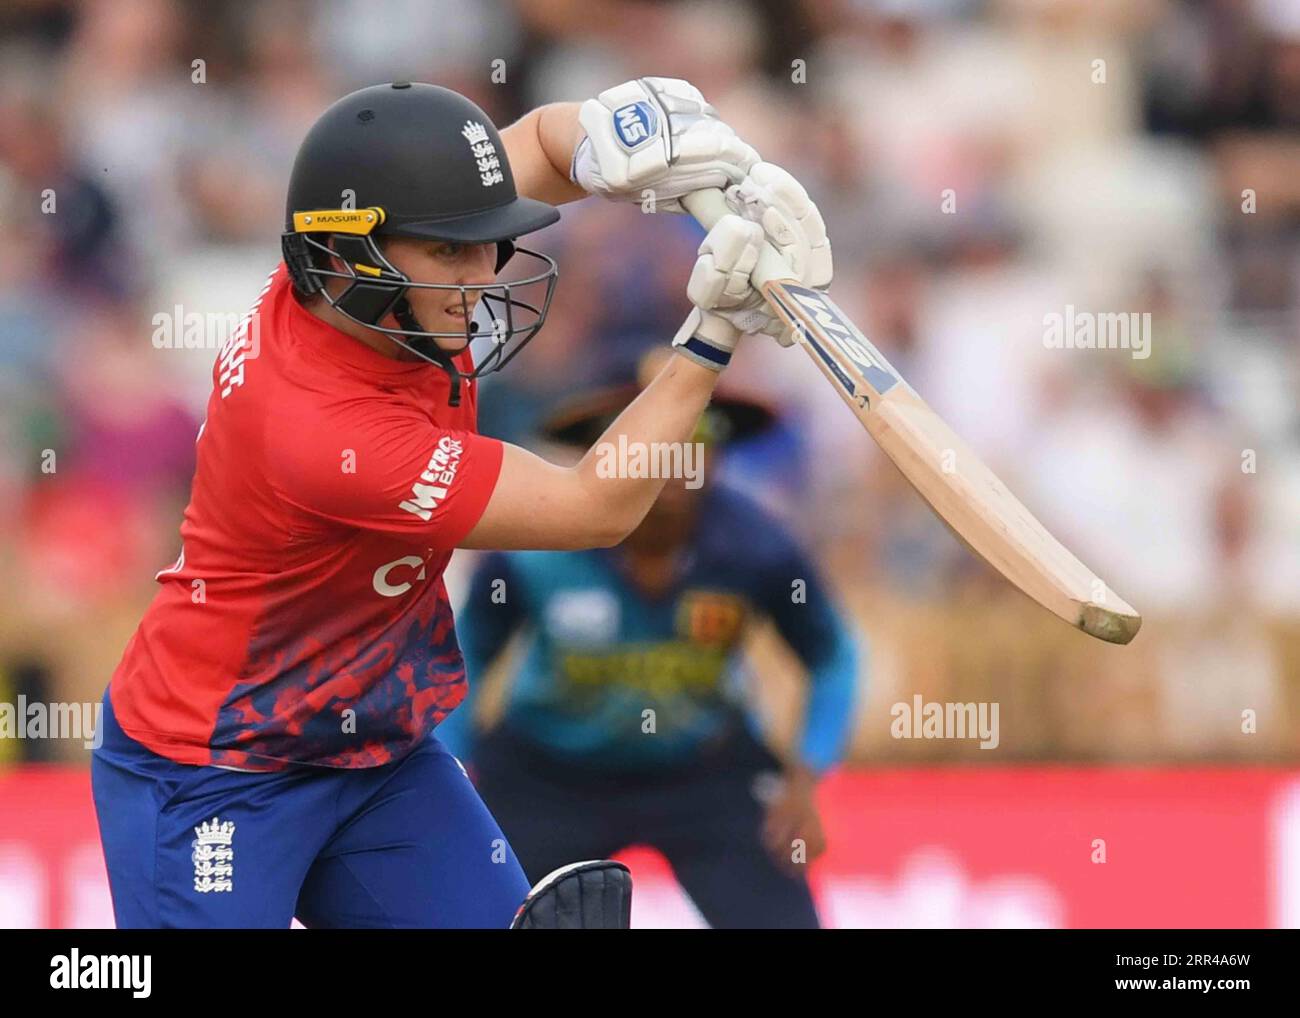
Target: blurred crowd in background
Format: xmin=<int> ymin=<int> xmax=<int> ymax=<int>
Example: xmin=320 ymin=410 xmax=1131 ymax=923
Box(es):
xmin=0 ymin=0 xmax=1297 ymax=765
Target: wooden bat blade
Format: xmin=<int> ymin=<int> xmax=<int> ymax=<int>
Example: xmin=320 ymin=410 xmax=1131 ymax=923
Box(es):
xmin=766 ymin=281 xmax=1142 ymax=645
xmin=677 ymin=187 xmax=1141 ymax=645
xmin=871 ymin=391 xmax=1142 ymax=644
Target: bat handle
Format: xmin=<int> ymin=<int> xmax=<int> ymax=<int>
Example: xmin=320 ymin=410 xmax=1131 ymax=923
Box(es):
xmin=680 ymin=188 xmax=796 ymax=290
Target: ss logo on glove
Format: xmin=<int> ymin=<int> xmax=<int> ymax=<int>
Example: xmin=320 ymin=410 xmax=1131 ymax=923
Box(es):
xmin=613 ymin=101 xmax=658 ymax=151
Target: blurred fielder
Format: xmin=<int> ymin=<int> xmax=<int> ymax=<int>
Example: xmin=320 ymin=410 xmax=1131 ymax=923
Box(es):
xmin=90 ymin=77 xmax=835 ymax=927
xmin=440 ymin=380 xmax=861 ymax=928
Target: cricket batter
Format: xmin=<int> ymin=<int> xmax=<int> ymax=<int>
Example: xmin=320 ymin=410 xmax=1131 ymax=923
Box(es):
xmin=90 ymin=77 xmax=834 ymax=927
xmin=439 ymin=386 xmax=861 ymax=929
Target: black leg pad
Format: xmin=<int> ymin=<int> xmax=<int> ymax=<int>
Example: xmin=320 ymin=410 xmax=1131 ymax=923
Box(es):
xmin=509 ymin=860 xmax=633 ymax=930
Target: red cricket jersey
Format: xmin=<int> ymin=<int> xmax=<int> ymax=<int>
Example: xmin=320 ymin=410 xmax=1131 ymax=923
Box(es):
xmin=108 ymin=263 xmax=504 ymax=770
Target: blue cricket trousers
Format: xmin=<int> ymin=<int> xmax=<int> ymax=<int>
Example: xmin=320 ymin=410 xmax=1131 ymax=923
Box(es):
xmin=90 ymin=687 xmax=530 ymax=928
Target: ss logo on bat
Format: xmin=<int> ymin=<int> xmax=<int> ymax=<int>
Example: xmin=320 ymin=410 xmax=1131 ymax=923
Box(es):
xmin=787 ymin=287 xmax=899 ymax=397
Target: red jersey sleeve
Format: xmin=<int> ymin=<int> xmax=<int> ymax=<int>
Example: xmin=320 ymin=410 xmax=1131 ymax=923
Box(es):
xmin=267 ymin=399 xmax=504 ymax=549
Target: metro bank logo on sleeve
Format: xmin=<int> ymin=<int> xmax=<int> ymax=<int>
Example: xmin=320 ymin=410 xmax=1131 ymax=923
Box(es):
xmin=398 ymin=435 xmax=465 ymax=521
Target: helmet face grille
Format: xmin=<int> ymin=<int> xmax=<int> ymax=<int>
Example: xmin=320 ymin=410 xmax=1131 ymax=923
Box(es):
xmin=282 ymin=228 xmax=558 ymax=380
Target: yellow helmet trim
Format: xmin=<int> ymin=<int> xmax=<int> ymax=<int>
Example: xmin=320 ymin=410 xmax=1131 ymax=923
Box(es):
xmin=292 ymin=207 xmax=386 ymax=235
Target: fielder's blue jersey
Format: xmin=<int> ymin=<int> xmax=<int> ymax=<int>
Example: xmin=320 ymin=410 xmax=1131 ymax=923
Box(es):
xmin=439 ymin=484 xmax=860 ymax=772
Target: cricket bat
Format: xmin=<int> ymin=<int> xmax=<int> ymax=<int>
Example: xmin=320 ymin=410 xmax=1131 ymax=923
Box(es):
xmin=682 ymin=189 xmax=1141 ymax=645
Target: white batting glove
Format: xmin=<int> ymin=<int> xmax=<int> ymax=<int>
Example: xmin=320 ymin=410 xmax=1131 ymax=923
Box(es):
xmin=572 ymin=77 xmax=759 ymax=213
xmin=671 ymin=163 xmax=834 ymax=367
xmin=671 ymin=215 xmax=782 ymax=371
xmin=726 ymin=162 xmax=833 ymax=297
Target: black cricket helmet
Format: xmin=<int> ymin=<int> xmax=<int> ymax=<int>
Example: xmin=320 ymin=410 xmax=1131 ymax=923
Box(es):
xmin=281 ymin=82 xmax=560 ymax=397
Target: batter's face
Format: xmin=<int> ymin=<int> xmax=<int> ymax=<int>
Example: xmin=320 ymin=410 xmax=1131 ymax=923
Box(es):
xmin=379 ymin=236 xmax=498 ymax=351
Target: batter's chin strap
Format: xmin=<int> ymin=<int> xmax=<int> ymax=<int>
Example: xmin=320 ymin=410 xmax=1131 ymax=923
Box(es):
xmin=392 ymin=297 xmax=470 ymax=407
xmin=509 ymin=860 xmax=633 ymax=929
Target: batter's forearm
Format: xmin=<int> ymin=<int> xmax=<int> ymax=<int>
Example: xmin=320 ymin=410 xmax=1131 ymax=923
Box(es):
xmin=461 ymin=353 xmax=721 ymax=552
xmin=502 ymin=102 xmax=586 ymax=206
xmin=573 ymin=352 xmax=720 ymax=539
